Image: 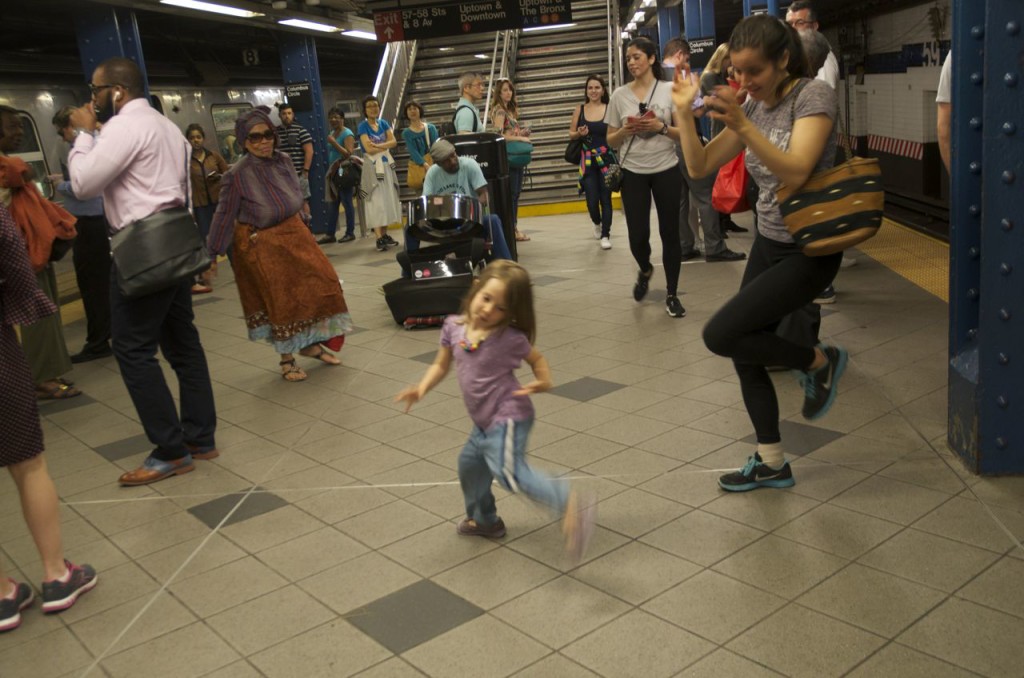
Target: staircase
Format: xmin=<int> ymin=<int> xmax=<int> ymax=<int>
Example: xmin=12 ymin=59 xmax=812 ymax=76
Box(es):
xmin=514 ymin=0 xmax=614 ymax=204
xmin=391 ymin=33 xmax=503 ymax=200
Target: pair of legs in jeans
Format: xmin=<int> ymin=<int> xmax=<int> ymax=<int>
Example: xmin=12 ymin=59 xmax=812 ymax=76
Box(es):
xmin=328 ymin=187 xmax=356 ymax=239
xmin=580 ymin=166 xmax=612 ymax=238
xmin=459 ymin=417 xmax=566 ymax=528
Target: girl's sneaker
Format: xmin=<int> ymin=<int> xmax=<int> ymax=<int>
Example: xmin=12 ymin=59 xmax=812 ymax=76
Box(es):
xmin=41 ymin=561 xmax=97 ymax=613
xmin=0 ymin=580 xmax=34 ymax=632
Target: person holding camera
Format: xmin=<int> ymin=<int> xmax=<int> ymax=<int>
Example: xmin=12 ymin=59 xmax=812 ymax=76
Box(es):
xmin=606 ymin=37 xmax=685 ymax=318
xmin=186 ymin=123 xmax=228 ymax=293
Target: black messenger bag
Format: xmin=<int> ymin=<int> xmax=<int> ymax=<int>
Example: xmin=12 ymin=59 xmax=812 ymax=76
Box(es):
xmin=110 ymin=207 xmax=211 ymax=299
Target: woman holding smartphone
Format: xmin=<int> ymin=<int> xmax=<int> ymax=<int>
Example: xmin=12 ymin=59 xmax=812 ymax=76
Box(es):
xmin=186 ymin=123 xmax=228 ymax=293
xmin=569 ymin=74 xmax=613 ymax=249
xmin=606 ymin=37 xmax=685 ymax=318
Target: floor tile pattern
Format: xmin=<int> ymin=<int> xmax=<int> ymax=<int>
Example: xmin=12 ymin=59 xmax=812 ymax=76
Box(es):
xmin=2 ymin=211 xmax=1021 ymax=678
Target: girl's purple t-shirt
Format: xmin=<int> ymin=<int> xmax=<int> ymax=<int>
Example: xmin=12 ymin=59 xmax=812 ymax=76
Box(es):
xmin=441 ymin=315 xmax=535 ymax=430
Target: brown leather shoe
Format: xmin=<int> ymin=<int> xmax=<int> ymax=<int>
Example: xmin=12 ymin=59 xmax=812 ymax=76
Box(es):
xmin=118 ymin=455 xmax=195 ymax=486
xmin=186 ymin=444 xmax=220 ymax=461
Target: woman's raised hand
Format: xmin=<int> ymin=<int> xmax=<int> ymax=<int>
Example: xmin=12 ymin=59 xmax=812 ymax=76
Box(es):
xmin=672 ymin=70 xmax=699 ymax=117
xmin=703 ymin=85 xmax=747 ymax=132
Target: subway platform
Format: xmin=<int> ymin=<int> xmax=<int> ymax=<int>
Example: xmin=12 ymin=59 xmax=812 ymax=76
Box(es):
xmin=1 ymin=210 xmax=1022 ymax=678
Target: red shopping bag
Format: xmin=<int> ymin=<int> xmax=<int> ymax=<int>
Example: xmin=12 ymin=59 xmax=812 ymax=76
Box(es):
xmin=712 ymin=151 xmax=750 ymax=214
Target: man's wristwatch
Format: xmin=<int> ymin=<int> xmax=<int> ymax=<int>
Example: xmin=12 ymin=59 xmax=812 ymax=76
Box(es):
xmin=658 ymin=124 xmax=669 ymax=136
xmin=73 ymin=128 xmax=92 ymax=139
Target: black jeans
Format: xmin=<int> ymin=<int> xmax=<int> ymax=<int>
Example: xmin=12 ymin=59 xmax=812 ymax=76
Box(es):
xmin=703 ymin=234 xmax=841 ymax=443
xmin=581 ymin=167 xmax=612 ymax=237
xmin=620 ymin=166 xmax=682 ymax=296
xmin=109 ymin=269 xmax=217 ymax=461
xmin=72 ymin=214 xmax=112 ymax=353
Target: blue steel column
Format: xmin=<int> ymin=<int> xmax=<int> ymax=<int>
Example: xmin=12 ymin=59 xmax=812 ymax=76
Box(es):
xmin=656 ymin=0 xmax=681 ymax=48
xmin=681 ymin=0 xmax=715 ymax=40
xmin=743 ymin=0 xmax=778 ymax=17
xmin=278 ymin=34 xmax=330 ymax=236
xmin=948 ymin=0 xmax=1024 ymax=474
xmin=73 ymin=8 xmax=150 ymax=98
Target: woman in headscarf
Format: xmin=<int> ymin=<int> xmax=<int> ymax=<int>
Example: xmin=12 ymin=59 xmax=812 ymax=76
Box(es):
xmin=207 ymin=107 xmax=353 ymax=382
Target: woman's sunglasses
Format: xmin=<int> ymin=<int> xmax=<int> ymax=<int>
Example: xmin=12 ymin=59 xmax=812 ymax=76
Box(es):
xmin=246 ymin=130 xmax=275 ymax=143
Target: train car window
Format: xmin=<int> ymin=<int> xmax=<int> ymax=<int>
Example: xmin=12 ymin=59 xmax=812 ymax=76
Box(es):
xmin=5 ymin=111 xmax=54 ymax=200
xmin=212 ymin=103 xmax=253 ymax=164
xmin=149 ymin=95 xmax=165 ymax=115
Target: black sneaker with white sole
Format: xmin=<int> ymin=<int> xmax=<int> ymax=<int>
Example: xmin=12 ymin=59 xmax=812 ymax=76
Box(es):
xmin=799 ymin=344 xmax=848 ymax=420
xmin=719 ymin=453 xmax=795 ymax=492
xmin=665 ymin=295 xmax=685 ymax=318
xmin=375 ymin=237 xmax=387 ymax=251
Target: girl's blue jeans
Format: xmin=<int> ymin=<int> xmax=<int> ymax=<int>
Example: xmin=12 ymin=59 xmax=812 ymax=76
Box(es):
xmin=458 ymin=417 xmax=567 ymax=528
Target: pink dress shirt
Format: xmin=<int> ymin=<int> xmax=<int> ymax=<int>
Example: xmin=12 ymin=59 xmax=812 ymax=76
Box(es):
xmin=69 ymin=98 xmax=190 ymax=232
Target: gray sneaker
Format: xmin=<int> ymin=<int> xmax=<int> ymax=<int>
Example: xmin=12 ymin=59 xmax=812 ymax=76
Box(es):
xmin=41 ymin=561 xmax=97 ymax=613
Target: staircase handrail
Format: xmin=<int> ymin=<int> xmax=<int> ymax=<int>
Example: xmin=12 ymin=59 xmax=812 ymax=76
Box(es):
xmin=379 ymin=40 xmax=417 ymax=126
xmin=483 ymin=31 xmax=502 ymax=129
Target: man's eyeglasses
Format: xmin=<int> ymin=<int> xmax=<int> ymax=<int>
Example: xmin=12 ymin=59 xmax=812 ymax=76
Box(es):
xmin=88 ymin=83 xmax=119 ymax=95
xmin=787 ymin=18 xmax=813 ymax=28
xmin=246 ymin=130 xmax=276 ymax=143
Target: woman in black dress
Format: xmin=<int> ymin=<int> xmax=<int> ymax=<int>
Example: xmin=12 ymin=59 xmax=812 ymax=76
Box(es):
xmin=0 ymin=205 xmax=97 ymax=631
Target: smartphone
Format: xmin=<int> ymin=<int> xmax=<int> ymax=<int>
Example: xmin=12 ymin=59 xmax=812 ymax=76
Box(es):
xmin=626 ymin=110 xmax=656 ymax=124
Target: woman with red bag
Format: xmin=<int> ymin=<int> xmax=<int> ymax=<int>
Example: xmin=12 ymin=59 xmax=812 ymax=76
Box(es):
xmin=702 ymin=45 xmax=750 ymax=234
xmin=673 ymin=15 xmax=848 ymax=493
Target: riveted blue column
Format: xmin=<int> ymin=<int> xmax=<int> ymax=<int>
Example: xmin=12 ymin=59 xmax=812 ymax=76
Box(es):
xmin=73 ymin=7 xmax=150 ymax=98
xmin=977 ymin=0 xmax=1023 ymax=473
xmin=682 ymin=0 xmax=716 ymax=40
xmin=947 ymin=0 xmax=988 ymax=471
xmin=278 ymin=33 xmax=330 ymax=236
xmin=656 ymin=0 xmax=681 ymax=50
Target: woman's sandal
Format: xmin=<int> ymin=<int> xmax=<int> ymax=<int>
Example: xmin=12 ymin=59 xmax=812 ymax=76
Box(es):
xmin=36 ymin=382 xmax=83 ymax=400
xmin=514 ymin=231 xmax=531 ymax=242
xmin=299 ymin=345 xmax=341 ymax=366
xmin=279 ymin=359 xmax=307 ymax=382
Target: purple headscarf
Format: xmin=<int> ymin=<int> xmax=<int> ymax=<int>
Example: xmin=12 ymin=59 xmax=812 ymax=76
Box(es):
xmin=234 ymin=105 xmax=279 ymax=148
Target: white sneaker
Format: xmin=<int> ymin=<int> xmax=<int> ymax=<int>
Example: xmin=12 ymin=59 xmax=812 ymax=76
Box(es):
xmin=600 ymin=237 xmax=611 ymax=250
xmin=593 ymin=224 xmax=602 ymax=239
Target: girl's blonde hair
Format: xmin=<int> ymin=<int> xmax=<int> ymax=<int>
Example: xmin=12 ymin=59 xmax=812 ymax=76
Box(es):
xmin=459 ymin=260 xmax=537 ymax=344
xmin=490 ymin=78 xmax=519 ymax=119
xmin=706 ymin=43 xmax=731 ymax=75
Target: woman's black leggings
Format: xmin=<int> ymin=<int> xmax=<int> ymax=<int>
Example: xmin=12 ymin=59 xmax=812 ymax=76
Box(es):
xmin=620 ymin=166 xmax=682 ymax=296
xmin=703 ymin=234 xmax=842 ymax=443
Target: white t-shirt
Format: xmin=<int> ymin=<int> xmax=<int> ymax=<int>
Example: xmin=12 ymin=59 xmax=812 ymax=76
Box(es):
xmin=936 ymin=52 xmax=952 ymax=104
xmin=605 ymin=80 xmax=678 ymax=174
xmin=816 ymin=51 xmax=840 ymax=89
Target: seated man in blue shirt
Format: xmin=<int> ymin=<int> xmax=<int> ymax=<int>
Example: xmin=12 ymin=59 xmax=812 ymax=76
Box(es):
xmin=407 ymin=139 xmax=512 ymax=261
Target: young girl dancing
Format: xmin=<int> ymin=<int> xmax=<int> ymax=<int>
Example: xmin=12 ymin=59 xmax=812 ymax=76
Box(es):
xmin=396 ymin=261 xmax=595 ymax=561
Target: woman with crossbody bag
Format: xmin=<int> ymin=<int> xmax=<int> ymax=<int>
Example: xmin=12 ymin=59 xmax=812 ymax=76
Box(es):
xmin=673 ymin=15 xmax=848 ymax=492
xmin=401 ymin=101 xmax=437 ymax=192
xmin=569 ymin=75 xmax=614 ymax=250
xmin=606 ymin=37 xmax=685 ymax=318
xmin=491 ymin=79 xmax=532 ymax=242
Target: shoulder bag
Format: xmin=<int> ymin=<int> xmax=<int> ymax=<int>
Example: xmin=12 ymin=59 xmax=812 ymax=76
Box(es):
xmin=776 ymin=81 xmax=883 ymax=257
xmin=110 ymin=152 xmax=211 ymax=299
xmin=564 ymin=105 xmax=585 ymax=165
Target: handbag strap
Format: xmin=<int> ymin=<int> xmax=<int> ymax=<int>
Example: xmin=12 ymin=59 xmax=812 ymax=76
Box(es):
xmin=619 ymin=80 xmax=660 ymax=166
xmin=787 ymin=79 xmax=850 ymax=163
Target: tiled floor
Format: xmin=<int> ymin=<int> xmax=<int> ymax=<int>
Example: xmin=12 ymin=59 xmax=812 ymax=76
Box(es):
xmin=2 ymin=210 xmax=1023 ymax=678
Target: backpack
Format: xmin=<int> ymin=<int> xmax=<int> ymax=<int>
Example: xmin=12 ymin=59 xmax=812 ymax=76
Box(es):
xmin=438 ymin=105 xmax=479 ymax=137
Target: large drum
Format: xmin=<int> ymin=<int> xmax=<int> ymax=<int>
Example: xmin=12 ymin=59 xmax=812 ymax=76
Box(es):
xmin=406 ymin=193 xmax=485 ymax=242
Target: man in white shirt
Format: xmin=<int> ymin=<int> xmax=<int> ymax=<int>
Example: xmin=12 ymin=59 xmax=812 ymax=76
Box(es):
xmin=786 ymin=1 xmax=839 ymax=89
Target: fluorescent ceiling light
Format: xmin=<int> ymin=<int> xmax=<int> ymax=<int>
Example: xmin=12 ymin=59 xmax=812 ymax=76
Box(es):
xmin=621 ymin=31 xmax=631 ymax=38
xmin=632 ymin=11 xmax=646 ymax=22
xmin=439 ymin=47 xmax=455 ymax=51
xmin=160 ymin=0 xmax=263 ymax=18
xmin=342 ymin=30 xmax=379 ymax=40
xmin=626 ymin=22 xmax=637 ymax=31
xmin=474 ymin=53 xmax=488 ymax=59
xmin=522 ymin=23 xmax=576 ymax=32
xmin=278 ymin=18 xmax=340 ymax=32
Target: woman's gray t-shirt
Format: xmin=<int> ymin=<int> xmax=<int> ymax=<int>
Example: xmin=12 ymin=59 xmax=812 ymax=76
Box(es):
xmin=606 ymin=80 xmax=679 ymax=174
xmin=743 ymin=78 xmax=838 ymax=243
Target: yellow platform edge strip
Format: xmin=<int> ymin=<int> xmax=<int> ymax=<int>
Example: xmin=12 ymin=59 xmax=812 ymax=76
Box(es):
xmin=856 ymin=218 xmax=949 ymax=303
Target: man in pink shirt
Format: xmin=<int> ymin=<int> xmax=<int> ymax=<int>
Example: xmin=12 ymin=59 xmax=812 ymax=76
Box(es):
xmin=68 ymin=57 xmax=218 ymax=486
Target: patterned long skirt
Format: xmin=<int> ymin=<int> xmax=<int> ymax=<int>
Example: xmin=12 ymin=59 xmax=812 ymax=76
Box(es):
xmin=232 ymin=215 xmax=353 ymax=354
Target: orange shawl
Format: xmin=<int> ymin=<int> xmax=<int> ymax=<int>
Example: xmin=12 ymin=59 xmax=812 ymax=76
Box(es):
xmin=0 ymin=156 xmax=77 ymax=272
